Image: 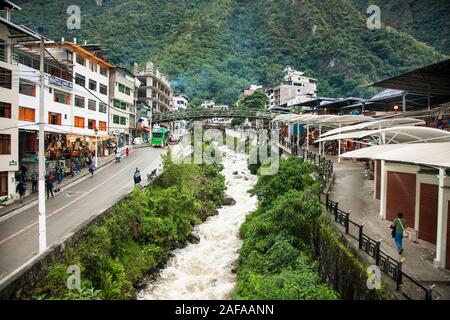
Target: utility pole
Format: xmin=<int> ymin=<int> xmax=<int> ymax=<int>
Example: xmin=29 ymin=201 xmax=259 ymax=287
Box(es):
xmin=38 ymin=37 xmax=46 ymax=253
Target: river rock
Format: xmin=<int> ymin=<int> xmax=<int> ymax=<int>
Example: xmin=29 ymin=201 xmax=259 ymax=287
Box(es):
xmin=187 ymin=233 xmax=201 ymax=244
xmin=222 ymin=197 xmax=236 ymax=206
xmin=244 ymin=177 xmax=249 ymax=181
xmin=232 ymin=171 xmax=238 ymax=175
xmin=230 ymin=260 xmax=238 ymax=274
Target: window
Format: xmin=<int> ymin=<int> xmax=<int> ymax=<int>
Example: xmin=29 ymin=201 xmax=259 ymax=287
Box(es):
xmin=19 ymin=79 xmax=36 ymax=97
xmin=120 ymin=117 xmax=127 ymax=125
xmin=19 ymin=107 xmax=35 ymax=122
xmin=0 ymin=171 xmax=8 ymax=196
xmin=88 ymin=99 xmax=96 ymax=111
xmin=0 ymin=135 xmax=11 ymax=154
xmin=100 ymin=66 xmax=108 ymax=77
xmin=99 ymin=102 xmax=107 ymax=113
xmin=76 ymin=54 xmax=85 ymax=66
xmin=0 ymin=67 xmax=12 ymax=89
xmin=118 ymin=83 xmax=131 ymax=96
xmin=48 ymin=112 xmax=62 ymax=125
xmin=0 ymin=39 xmax=6 ymax=62
xmin=89 ymin=79 xmax=97 ymax=91
xmin=74 ymin=116 xmax=85 ymax=128
xmin=0 ymin=102 xmax=11 ymax=119
xmin=89 ymin=61 xmax=98 ymax=73
xmin=113 ymin=114 xmax=120 ymax=124
xmin=99 ymin=121 xmax=107 ymax=131
xmin=88 ymin=119 xmax=96 ymax=130
xmin=54 ymin=89 xmax=71 ymax=105
xmin=100 ymin=84 xmax=108 ymax=95
xmin=66 ymin=50 xmax=73 ymax=63
xmin=75 ymin=73 xmax=85 ymax=87
xmin=75 ymin=95 xmax=85 ymax=108
xmin=113 ymin=99 xmax=127 ymax=110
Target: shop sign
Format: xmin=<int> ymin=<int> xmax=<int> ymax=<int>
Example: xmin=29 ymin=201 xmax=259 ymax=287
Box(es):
xmin=9 ymin=160 xmax=18 ymax=166
xmin=49 ymin=76 xmax=73 ymax=91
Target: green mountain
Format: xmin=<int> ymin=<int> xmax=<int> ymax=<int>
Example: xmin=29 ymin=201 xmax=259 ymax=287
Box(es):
xmin=13 ymin=0 xmax=447 ymax=105
xmin=350 ymin=0 xmax=450 ymax=55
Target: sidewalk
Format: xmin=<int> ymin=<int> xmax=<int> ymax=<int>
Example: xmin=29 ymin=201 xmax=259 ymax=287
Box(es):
xmin=329 ymin=161 xmax=450 ymax=300
xmin=0 ymin=146 xmax=141 ymax=218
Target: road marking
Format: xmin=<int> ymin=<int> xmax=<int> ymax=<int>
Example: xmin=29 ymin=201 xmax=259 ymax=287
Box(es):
xmin=0 ymin=156 xmax=145 ymax=246
xmin=0 ymin=160 xmax=115 ymax=224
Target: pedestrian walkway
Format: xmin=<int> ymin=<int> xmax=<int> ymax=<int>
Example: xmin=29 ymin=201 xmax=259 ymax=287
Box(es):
xmin=0 ymin=146 xmax=139 ymax=218
xmin=329 ymin=161 xmax=450 ymax=300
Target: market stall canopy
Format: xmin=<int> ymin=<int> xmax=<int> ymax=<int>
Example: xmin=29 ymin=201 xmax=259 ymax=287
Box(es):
xmin=316 ymin=126 xmax=450 ymax=144
xmin=371 ymin=59 xmax=450 ymax=97
xmin=341 ymin=142 xmax=450 ymax=168
xmin=321 ymin=118 xmax=425 ymax=138
xmin=272 ymin=114 xmax=371 ymax=126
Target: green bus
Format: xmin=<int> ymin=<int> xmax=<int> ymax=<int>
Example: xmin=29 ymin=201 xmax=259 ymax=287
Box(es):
xmin=151 ymin=128 xmax=170 ymax=147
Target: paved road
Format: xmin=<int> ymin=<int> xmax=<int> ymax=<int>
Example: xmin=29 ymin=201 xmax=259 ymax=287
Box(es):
xmin=0 ymin=146 xmax=165 ymax=280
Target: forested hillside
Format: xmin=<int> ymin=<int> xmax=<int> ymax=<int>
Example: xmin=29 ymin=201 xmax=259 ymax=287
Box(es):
xmin=350 ymin=0 xmax=450 ymax=55
xmin=13 ymin=0 xmax=448 ymax=105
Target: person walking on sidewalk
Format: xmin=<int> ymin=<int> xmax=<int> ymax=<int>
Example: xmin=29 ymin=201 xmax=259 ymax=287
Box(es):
xmin=133 ymin=168 xmax=142 ymax=188
xmin=56 ymin=165 xmax=63 ymax=184
xmin=31 ymin=170 xmax=38 ymax=193
xmin=16 ymin=181 xmax=27 ymax=203
xmin=75 ymin=158 xmax=81 ymax=175
xmin=89 ymin=162 xmax=95 ymax=176
xmin=45 ymin=175 xmax=54 ymax=199
xmin=391 ymin=212 xmax=407 ymax=254
xmin=126 ymin=147 xmax=129 ymax=157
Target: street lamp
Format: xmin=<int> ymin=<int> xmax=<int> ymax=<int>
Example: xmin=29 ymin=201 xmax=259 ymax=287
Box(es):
xmin=94 ymin=127 xmax=99 ymax=168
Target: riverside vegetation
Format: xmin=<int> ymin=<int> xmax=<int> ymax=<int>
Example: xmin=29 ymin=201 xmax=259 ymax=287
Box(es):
xmin=26 ymin=153 xmax=225 ymax=300
xmin=235 ymin=156 xmax=391 ymax=300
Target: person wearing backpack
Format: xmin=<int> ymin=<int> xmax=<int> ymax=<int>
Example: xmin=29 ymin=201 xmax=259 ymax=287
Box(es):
xmin=133 ymin=168 xmax=142 ymax=188
xmin=31 ymin=170 xmax=38 ymax=193
xmin=391 ymin=212 xmax=407 ymax=254
xmin=16 ymin=181 xmax=27 ymax=203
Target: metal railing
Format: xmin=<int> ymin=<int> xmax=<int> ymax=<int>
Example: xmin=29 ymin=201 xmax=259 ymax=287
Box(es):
xmin=323 ymin=194 xmax=433 ymax=300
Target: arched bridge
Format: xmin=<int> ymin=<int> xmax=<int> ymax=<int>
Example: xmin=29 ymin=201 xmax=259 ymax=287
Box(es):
xmin=151 ymin=109 xmax=277 ymax=124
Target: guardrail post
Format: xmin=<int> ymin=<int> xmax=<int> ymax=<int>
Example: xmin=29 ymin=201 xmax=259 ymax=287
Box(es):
xmin=325 ymin=194 xmax=329 ymax=210
xmin=345 ymin=212 xmax=350 ymax=234
xmin=334 ymin=202 xmax=338 ymax=221
xmin=425 ymin=287 xmax=433 ymax=300
xmin=375 ymin=241 xmax=381 ymax=266
xmin=358 ymin=225 xmax=364 ymax=249
xmin=396 ymin=261 xmax=403 ymax=290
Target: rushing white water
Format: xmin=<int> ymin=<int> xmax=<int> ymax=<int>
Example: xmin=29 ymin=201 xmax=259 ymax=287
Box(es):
xmin=137 ymin=146 xmax=258 ymax=300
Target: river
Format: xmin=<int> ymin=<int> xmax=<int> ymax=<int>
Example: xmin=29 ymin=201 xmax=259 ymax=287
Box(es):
xmin=137 ymin=146 xmax=258 ymax=300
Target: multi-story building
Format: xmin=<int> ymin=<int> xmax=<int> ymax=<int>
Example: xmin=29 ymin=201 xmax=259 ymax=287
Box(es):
xmin=267 ymin=66 xmax=317 ymax=111
xmin=0 ymin=1 xmax=39 ymax=202
xmin=136 ymin=61 xmax=173 ymax=136
xmin=109 ymin=66 xmax=140 ymax=147
xmin=16 ymin=39 xmax=114 ymax=174
xmin=173 ymin=94 xmax=189 ymax=111
xmin=172 ymin=94 xmax=189 ymax=134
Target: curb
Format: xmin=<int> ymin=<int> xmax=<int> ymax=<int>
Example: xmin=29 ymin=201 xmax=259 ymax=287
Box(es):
xmin=0 ymin=156 xmax=116 ymax=218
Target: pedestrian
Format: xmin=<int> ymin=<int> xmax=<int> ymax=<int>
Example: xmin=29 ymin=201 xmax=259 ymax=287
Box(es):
xmin=133 ymin=168 xmax=142 ymax=188
xmin=31 ymin=170 xmax=38 ymax=193
xmin=75 ymin=158 xmax=81 ymax=174
xmin=45 ymin=175 xmax=54 ymax=199
xmin=16 ymin=181 xmax=27 ymax=203
xmin=70 ymin=161 xmax=76 ymax=177
xmin=126 ymin=147 xmax=129 ymax=157
xmin=19 ymin=164 xmax=27 ymax=183
xmin=391 ymin=212 xmax=407 ymax=254
xmin=89 ymin=162 xmax=95 ymax=176
xmin=56 ymin=165 xmax=63 ymax=184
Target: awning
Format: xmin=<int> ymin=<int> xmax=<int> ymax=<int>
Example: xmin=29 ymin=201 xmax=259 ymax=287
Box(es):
xmin=316 ymin=126 xmax=450 ymax=144
xmin=341 ymin=143 xmax=450 ymax=168
xmin=272 ymin=114 xmax=372 ymax=126
xmin=321 ymin=118 xmax=425 ymax=138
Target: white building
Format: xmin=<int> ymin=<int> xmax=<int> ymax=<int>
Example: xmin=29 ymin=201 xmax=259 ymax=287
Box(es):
xmin=267 ymin=66 xmax=317 ymax=110
xmin=16 ymin=40 xmax=114 ymax=175
xmin=173 ymin=94 xmax=189 ymax=110
xmin=109 ymin=66 xmax=140 ymax=147
xmin=0 ymin=1 xmax=39 ymax=202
